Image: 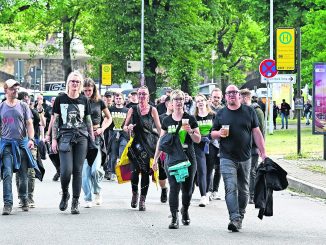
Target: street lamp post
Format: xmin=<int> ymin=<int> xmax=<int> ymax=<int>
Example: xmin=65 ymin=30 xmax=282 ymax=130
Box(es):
xmin=211 ymin=50 xmax=217 ymax=83
xmin=140 ymin=0 xmax=145 ymax=86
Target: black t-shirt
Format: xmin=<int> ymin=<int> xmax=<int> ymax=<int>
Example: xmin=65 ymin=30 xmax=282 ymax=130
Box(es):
xmin=44 ymin=105 xmax=52 ymax=132
xmin=126 ymin=102 xmax=138 ymax=108
xmin=157 ymin=102 xmax=167 ymax=115
xmin=90 ymin=99 xmax=106 ymax=126
xmin=161 ymin=112 xmax=198 ymax=145
xmin=212 ymin=105 xmax=259 ymax=161
xmin=195 ymin=113 xmax=215 ymax=136
xmin=52 ymin=94 xmax=91 ymax=131
xmin=109 ymin=106 xmax=129 ymax=131
xmin=31 ymin=108 xmax=40 ymax=138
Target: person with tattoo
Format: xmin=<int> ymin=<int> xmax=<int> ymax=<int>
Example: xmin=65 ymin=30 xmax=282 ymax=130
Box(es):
xmin=51 ymin=71 xmax=94 ymax=215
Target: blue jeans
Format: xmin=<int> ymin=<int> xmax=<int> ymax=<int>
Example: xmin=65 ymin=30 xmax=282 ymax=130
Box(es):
xmin=108 ymin=133 xmax=127 ymax=174
xmin=220 ymin=158 xmax=251 ymax=221
xmin=281 ymin=113 xmax=288 ymax=129
xmin=2 ymin=146 xmax=29 ymax=206
xmin=82 ymin=145 xmax=104 ymax=201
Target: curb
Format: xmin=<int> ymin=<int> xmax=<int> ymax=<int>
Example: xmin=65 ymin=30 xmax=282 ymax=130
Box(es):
xmin=287 ymin=175 xmax=326 ymax=199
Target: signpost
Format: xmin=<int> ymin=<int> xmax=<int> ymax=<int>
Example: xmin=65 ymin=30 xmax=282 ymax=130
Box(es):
xmin=261 ymin=74 xmax=296 ymax=84
xmin=101 ymin=64 xmax=112 ymax=86
xmin=127 ymin=61 xmax=141 ymax=72
xmin=259 ymin=59 xmax=278 ymax=78
xmin=276 ymin=28 xmax=296 ymax=71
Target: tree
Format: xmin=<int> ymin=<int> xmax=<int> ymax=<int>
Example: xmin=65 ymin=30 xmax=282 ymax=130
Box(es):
xmin=0 ymin=0 xmax=91 ymax=82
xmin=83 ymin=0 xmax=211 ymax=97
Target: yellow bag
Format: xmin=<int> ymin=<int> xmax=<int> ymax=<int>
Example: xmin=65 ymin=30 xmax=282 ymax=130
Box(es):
xmin=115 ymin=137 xmax=134 ymax=184
xmin=150 ymin=158 xmax=159 ymax=190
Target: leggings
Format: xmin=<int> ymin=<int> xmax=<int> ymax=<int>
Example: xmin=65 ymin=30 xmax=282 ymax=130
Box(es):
xmin=131 ymin=159 xmax=150 ymax=196
xmin=194 ymin=143 xmax=217 ymax=196
xmin=59 ymin=135 xmax=88 ymax=199
xmin=166 ymin=145 xmax=197 ymax=212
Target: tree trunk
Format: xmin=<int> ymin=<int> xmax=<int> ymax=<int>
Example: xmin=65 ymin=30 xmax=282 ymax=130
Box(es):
xmin=146 ymin=57 xmax=158 ymax=102
xmin=181 ymin=75 xmax=191 ymax=95
xmin=62 ymin=16 xmax=72 ymax=83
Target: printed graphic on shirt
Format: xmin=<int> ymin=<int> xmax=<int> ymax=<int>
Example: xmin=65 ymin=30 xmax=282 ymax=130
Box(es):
xmin=111 ymin=111 xmax=127 ymax=130
xmin=167 ymin=125 xmax=187 ymax=144
xmin=197 ymin=119 xmax=213 ymax=136
xmin=60 ymin=104 xmax=85 ymax=128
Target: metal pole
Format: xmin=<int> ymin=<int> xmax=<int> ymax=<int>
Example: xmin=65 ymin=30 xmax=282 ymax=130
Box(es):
xmin=268 ymin=0 xmax=274 ymax=134
xmin=297 ymin=27 xmax=301 ymax=155
xmin=140 ymin=0 xmax=145 ymax=86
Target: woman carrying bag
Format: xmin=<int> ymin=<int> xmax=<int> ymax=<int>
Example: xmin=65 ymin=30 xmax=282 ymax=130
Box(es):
xmin=153 ymin=90 xmax=201 ymax=229
xmin=123 ymin=86 xmax=161 ymax=211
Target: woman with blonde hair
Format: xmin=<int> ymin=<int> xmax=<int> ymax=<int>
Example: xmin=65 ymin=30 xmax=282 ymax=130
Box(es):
xmin=52 ymin=71 xmax=94 ymax=214
xmin=193 ymin=94 xmax=217 ymax=207
xmin=82 ymin=78 xmax=112 ymax=208
xmin=153 ymin=89 xmax=200 ymax=229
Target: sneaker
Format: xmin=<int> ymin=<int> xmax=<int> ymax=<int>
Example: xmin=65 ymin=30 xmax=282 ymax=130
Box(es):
xmin=94 ymin=193 xmax=102 ymax=206
xmin=18 ymin=199 xmax=23 ymax=208
xmin=228 ymin=219 xmax=241 ymax=232
xmin=111 ymin=174 xmax=117 ymax=181
xmin=53 ymin=172 xmax=60 ymax=181
xmin=21 ymin=199 xmax=29 ymax=212
xmin=210 ymin=191 xmax=221 ymax=200
xmin=199 ymin=196 xmax=207 ymax=207
xmin=84 ymin=201 xmax=93 ymax=208
xmin=28 ymin=197 xmax=35 ymax=208
xmin=2 ymin=205 xmax=12 ymax=215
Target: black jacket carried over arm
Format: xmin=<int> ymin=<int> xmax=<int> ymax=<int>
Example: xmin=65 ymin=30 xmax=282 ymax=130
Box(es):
xmin=158 ymin=133 xmax=188 ymax=167
xmin=254 ymin=157 xmax=288 ymax=219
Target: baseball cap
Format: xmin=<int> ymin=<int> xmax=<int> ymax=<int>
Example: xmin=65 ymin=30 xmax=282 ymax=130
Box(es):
xmin=5 ymin=79 xmax=20 ymax=88
xmin=130 ymin=91 xmax=137 ymax=95
xmin=104 ymin=91 xmax=113 ymax=97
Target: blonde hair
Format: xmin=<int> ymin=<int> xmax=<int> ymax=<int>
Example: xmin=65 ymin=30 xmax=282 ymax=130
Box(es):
xmin=194 ymin=94 xmax=213 ymax=116
xmin=239 ymin=88 xmax=251 ymax=98
xmin=66 ymin=71 xmax=84 ymax=94
xmin=170 ymin=89 xmax=185 ymax=100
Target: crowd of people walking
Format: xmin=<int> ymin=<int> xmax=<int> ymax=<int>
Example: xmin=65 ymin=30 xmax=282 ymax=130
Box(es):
xmin=0 ymin=73 xmax=271 ymax=232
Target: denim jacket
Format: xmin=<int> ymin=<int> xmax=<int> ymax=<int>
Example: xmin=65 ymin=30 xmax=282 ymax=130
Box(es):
xmin=0 ymin=137 xmax=42 ymax=181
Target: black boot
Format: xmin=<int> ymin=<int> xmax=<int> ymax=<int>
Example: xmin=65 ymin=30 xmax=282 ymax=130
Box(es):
xmin=180 ymin=206 xmax=190 ymax=225
xmin=168 ymin=211 xmax=179 ymax=229
xmin=59 ymin=192 xmax=70 ymax=211
xmin=71 ymin=198 xmax=80 ymax=214
xmin=139 ymin=195 xmax=146 ymax=211
xmin=160 ymin=187 xmax=168 ymax=203
xmin=131 ymin=191 xmax=139 ymax=208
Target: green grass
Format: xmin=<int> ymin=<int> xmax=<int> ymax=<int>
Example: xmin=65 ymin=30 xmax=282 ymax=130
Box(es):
xmin=265 ymin=127 xmax=324 ymax=158
xmin=303 ymin=165 xmax=326 ymax=174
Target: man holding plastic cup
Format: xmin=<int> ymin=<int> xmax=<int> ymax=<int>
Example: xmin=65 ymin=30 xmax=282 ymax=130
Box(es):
xmin=211 ymin=85 xmax=267 ymax=232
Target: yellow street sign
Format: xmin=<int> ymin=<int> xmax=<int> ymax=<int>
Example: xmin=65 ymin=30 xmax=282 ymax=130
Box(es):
xmin=101 ymin=64 xmax=112 ymax=86
xmin=276 ymin=28 xmax=296 ymax=71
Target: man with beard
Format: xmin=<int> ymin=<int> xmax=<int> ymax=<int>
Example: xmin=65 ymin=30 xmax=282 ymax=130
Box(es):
xmin=211 ymin=85 xmax=267 ymax=232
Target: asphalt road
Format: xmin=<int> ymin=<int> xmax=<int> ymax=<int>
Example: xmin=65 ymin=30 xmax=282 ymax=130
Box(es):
xmin=1 ymin=159 xmax=326 ymax=245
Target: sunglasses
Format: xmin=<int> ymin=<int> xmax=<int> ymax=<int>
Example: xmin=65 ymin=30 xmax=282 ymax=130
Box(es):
xmin=70 ymin=80 xmax=80 ymax=84
xmin=225 ymin=90 xmax=239 ymax=95
xmin=138 ymin=93 xmax=148 ymax=96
